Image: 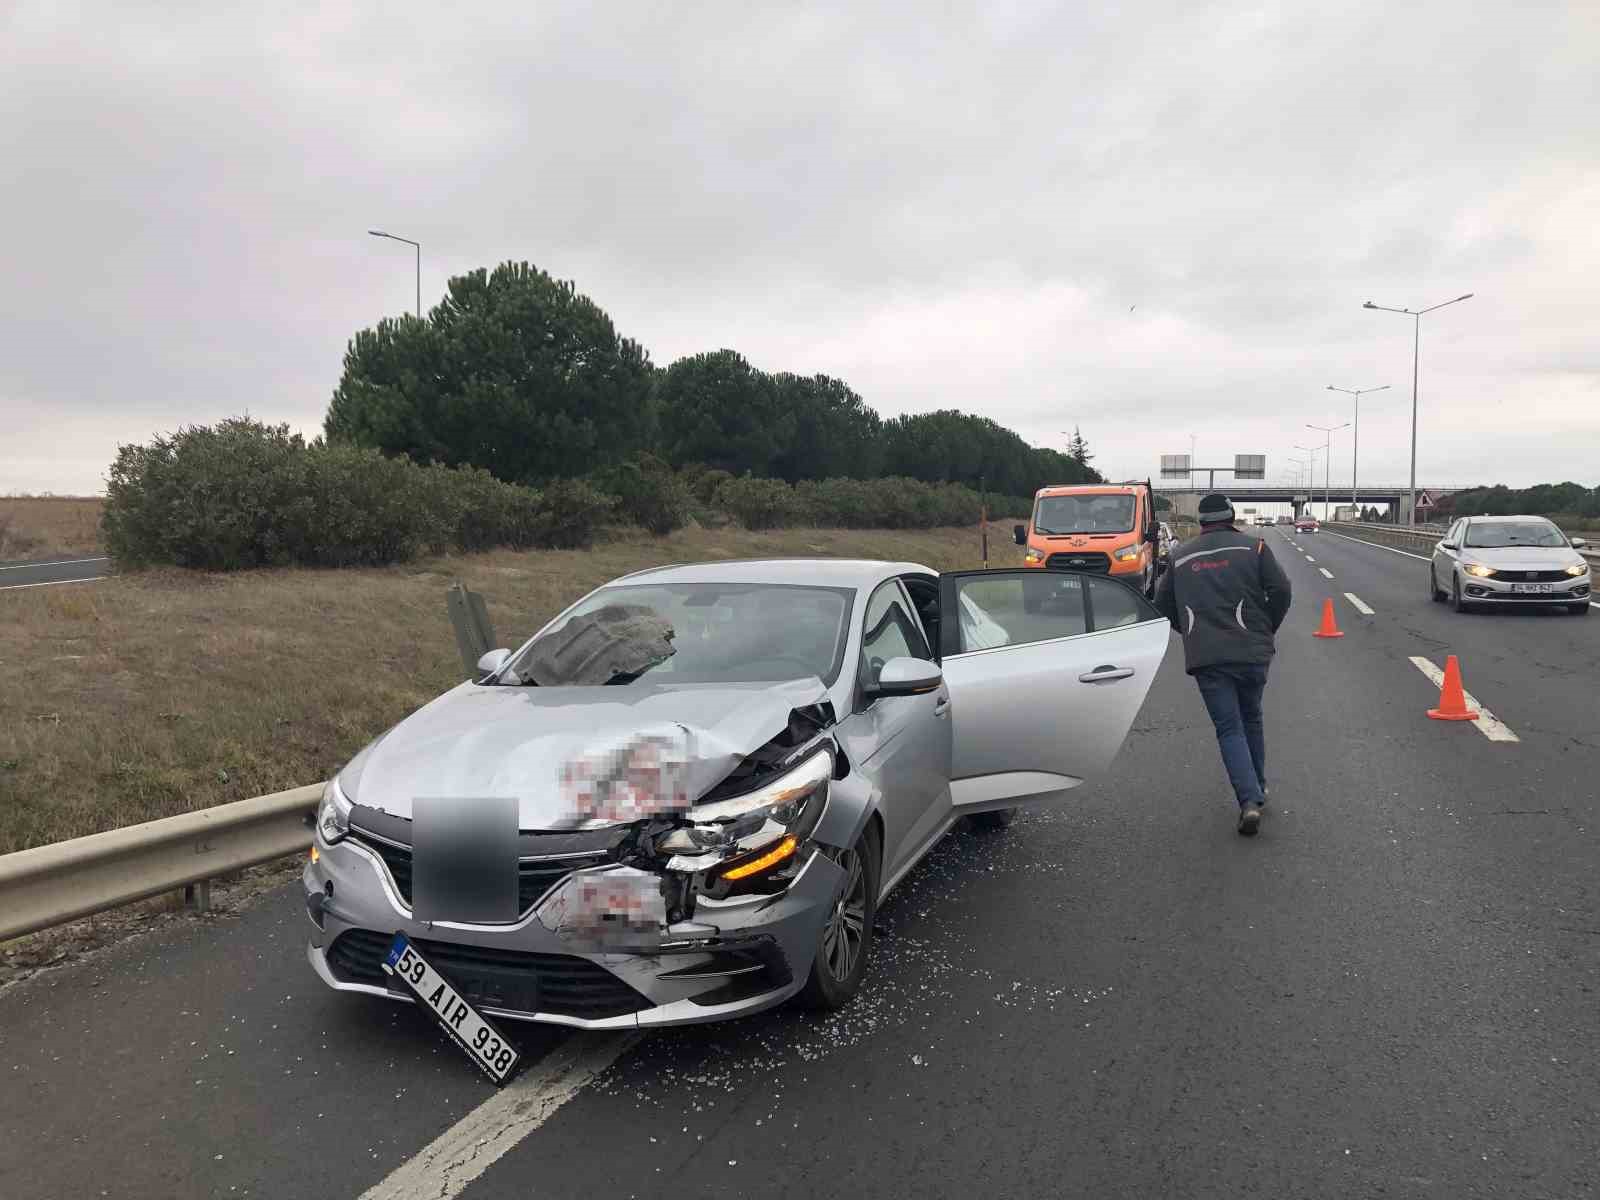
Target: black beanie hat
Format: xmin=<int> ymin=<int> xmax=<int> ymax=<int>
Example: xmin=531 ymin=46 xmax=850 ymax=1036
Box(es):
xmin=1198 ymin=493 xmax=1234 ymax=524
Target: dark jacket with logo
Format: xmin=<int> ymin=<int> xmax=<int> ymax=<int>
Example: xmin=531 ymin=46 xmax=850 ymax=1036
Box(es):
xmin=1154 ymin=524 xmax=1292 ymax=674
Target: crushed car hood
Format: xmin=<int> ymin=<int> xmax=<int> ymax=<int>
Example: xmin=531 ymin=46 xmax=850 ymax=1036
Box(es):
xmin=339 ymin=677 xmax=833 ymax=828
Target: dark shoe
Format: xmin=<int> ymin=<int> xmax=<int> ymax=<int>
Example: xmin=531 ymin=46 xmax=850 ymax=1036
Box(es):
xmin=1237 ymin=804 xmax=1262 ymax=836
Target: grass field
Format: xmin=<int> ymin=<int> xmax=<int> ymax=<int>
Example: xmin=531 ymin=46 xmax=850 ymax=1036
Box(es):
xmin=0 ymin=523 xmax=1021 ymax=854
xmin=0 ymin=496 xmax=105 ymax=561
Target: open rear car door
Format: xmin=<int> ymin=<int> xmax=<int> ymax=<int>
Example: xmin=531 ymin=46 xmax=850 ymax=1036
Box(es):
xmin=936 ymin=569 xmax=1169 ymax=815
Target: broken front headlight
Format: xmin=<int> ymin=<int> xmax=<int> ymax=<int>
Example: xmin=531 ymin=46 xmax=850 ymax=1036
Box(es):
xmin=654 ymin=746 xmax=832 ymax=877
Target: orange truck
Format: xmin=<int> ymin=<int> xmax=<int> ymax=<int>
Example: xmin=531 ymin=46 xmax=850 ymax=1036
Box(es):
xmin=1011 ymin=480 xmax=1162 ymax=598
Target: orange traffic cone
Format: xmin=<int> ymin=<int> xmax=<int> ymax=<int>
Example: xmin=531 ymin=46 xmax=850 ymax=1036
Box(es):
xmin=1312 ymin=597 xmax=1344 ymax=638
xmin=1427 ymin=654 xmax=1478 ymax=721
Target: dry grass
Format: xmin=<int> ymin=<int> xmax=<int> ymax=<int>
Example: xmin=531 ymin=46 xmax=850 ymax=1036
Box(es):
xmin=0 ymin=524 xmax=1020 ymax=854
xmin=0 ymin=496 xmax=105 ymax=560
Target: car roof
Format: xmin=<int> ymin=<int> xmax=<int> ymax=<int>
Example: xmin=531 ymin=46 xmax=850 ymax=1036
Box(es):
xmin=1462 ymin=514 xmax=1557 ymax=524
xmin=1035 ymin=484 xmax=1140 ymax=498
xmin=610 ymin=557 xmax=933 ymax=590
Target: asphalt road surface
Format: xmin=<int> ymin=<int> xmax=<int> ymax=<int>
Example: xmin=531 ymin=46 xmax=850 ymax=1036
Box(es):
xmin=3 ymin=530 xmax=1596 ymax=1199
xmin=0 ymin=555 xmax=111 ymax=591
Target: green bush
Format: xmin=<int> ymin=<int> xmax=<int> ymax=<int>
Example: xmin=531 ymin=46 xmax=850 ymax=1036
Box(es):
xmin=528 ymin=478 xmax=617 ymax=549
xmin=103 ymin=418 xmax=618 ymax=569
xmin=294 ymin=443 xmax=450 ymax=566
xmin=594 ymin=454 xmax=691 ymax=536
xmin=104 ymin=418 xmax=316 ymax=570
xmin=691 ymin=468 xmax=733 ymax=506
xmin=714 ymin=475 xmax=802 ymax=530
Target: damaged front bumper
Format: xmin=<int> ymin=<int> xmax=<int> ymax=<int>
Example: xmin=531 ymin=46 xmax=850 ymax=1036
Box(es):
xmin=304 ymin=821 xmax=844 ymax=1030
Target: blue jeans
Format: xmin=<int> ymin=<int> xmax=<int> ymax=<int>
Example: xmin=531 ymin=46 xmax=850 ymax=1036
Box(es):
xmin=1194 ymin=663 xmax=1268 ymax=808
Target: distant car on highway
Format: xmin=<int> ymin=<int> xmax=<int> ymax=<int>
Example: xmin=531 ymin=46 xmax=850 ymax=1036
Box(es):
xmin=1295 ymin=516 xmax=1319 ymax=533
xmin=1430 ymin=515 xmax=1591 ymax=616
xmin=305 ymin=557 xmax=1166 ymax=1036
xmin=1275 ymin=515 xmax=1293 ymax=526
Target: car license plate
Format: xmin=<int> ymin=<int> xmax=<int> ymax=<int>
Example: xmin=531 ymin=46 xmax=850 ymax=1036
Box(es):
xmin=383 ymin=934 xmax=520 ymax=1084
xmin=1511 ymin=583 xmax=1554 ymax=593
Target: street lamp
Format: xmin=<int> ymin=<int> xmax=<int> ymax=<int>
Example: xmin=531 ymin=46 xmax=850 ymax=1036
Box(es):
xmin=1326 ymin=385 xmax=1390 ymax=509
xmin=1294 ymin=444 xmax=1324 ymax=519
xmin=369 ymin=229 xmax=421 ymax=319
xmin=1306 ymin=423 xmax=1351 ymax=519
xmin=1363 ymin=293 xmax=1473 ymax=525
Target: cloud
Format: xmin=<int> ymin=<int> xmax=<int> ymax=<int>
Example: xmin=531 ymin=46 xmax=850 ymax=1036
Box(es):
xmin=3 ymin=0 xmax=1596 ymax=494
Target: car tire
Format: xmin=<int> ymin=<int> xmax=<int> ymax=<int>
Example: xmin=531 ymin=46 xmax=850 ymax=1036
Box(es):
xmin=1450 ymin=575 xmax=1471 ymax=614
xmin=969 ymin=806 xmax=1019 ymax=831
xmin=1429 ymin=566 xmax=1445 ymax=603
xmin=797 ymin=821 xmax=880 ymax=1012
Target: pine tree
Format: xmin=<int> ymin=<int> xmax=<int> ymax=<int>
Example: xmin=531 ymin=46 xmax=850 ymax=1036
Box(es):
xmin=1067 ymin=426 xmax=1094 ymax=468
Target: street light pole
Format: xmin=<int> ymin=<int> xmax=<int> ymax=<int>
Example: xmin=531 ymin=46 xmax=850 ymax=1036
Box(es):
xmin=369 ymin=229 xmax=422 ymax=319
xmin=1326 ymin=384 xmax=1390 ymax=509
xmin=1306 ymin=423 xmax=1350 ymax=519
xmin=1363 ymin=293 xmax=1472 ymax=525
xmin=1294 ymin=444 xmax=1322 ymax=518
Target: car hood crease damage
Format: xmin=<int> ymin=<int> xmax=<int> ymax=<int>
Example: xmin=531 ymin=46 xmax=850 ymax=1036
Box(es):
xmin=338 ymin=675 xmax=838 ymax=830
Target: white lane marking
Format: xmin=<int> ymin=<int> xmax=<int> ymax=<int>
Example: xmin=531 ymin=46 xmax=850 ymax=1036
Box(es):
xmin=0 ymin=556 xmax=109 ymax=571
xmin=359 ymin=1031 xmax=640 ymax=1200
xmin=1319 ymin=567 xmax=1334 ymax=579
xmin=1305 ymin=555 xmax=1316 ymax=562
xmin=0 ymin=576 xmax=104 ymax=592
xmin=1408 ymin=656 xmax=1520 ymax=743
xmin=1344 ymin=592 xmax=1375 ymax=615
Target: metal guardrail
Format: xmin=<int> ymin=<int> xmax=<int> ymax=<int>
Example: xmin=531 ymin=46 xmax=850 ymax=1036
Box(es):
xmin=1322 ymin=521 xmax=1600 ymax=570
xmin=0 ymin=783 xmax=323 ymax=941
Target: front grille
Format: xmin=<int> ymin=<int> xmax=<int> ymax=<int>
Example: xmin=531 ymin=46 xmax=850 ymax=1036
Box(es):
xmin=348 ymin=833 xmax=608 ymax=912
xmin=1492 ymin=568 xmax=1579 ymax=583
xmin=1474 ymin=590 xmax=1581 ymax=602
xmin=1045 ymin=551 xmax=1111 ymax=573
xmin=327 ymin=928 xmax=652 ymax=1020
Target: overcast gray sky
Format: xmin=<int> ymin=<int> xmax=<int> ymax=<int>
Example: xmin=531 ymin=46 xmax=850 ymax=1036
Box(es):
xmin=4 ymin=1 xmax=1597 ymax=496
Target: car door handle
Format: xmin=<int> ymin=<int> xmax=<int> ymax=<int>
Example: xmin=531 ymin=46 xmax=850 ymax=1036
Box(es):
xmin=1078 ymin=665 xmax=1135 ymax=683
xmin=933 ymin=693 xmax=951 ymax=716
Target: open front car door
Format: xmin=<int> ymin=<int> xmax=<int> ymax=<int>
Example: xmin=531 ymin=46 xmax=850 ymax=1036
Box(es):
xmin=936 ymin=569 xmax=1169 ymax=816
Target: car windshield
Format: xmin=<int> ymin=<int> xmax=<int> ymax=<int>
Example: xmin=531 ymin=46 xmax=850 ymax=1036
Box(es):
xmin=495 ymin=582 xmax=854 ymax=686
xmin=1463 ymin=521 xmax=1567 ymax=548
xmin=1034 ymin=494 xmax=1135 ymax=534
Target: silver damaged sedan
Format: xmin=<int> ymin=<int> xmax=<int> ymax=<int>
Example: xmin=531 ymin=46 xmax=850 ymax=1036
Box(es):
xmin=305 ymin=558 xmax=1168 ymax=1028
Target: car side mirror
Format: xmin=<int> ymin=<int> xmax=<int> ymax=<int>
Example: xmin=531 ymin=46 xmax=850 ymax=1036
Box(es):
xmin=1438 ymin=541 xmax=1456 ymax=551
xmin=866 ymin=656 xmax=943 ymax=699
xmin=1571 ymin=536 xmax=1588 ymax=549
xmin=476 ymin=648 xmax=512 ymax=680
xmin=1012 ymin=524 xmax=1027 ymax=547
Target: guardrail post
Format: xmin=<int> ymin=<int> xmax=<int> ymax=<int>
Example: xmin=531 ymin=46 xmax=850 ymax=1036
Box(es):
xmin=184 ymin=878 xmax=212 ymax=912
xmin=447 ymin=583 xmax=497 ymax=678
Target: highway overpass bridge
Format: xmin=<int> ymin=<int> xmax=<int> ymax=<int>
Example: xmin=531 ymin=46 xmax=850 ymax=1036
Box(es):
xmin=1155 ymin=484 xmax=1467 ymax=521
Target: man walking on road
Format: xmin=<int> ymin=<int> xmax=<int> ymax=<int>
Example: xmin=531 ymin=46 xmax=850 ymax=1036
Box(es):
xmin=1155 ymin=494 xmax=1292 ymax=835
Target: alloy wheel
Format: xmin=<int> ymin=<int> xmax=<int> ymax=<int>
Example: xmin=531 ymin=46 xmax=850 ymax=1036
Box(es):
xmin=820 ymin=846 xmax=867 ymax=983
